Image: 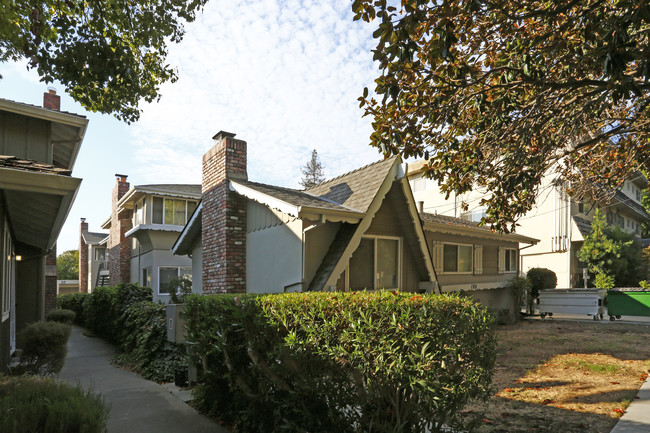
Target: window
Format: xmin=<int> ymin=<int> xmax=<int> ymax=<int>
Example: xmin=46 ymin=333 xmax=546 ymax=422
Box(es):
xmin=500 ymin=248 xmax=517 ymax=273
xmin=152 ymin=197 xmax=197 ymax=226
xmin=460 ymin=209 xmax=486 ymax=223
xmin=578 ymin=201 xmax=585 ymax=214
xmin=158 ymin=266 xmax=192 ymax=295
xmin=443 ymin=244 xmax=473 ymax=273
xmin=349 ymin=236 xmax=400 ymax=290
xmin=133 ymin=200 xmax=144 ymax=226
xmin=142 ymin=267 xmax=152 ymax=288
xmin=94 ymin=247 xmax=106 ymax=261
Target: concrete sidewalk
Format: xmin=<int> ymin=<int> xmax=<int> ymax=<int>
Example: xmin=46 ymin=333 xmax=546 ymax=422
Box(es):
xmin=611 ymin=379 xmax=650 ymax=433
xmin=59 ymin=326 xmax=229 ymax=433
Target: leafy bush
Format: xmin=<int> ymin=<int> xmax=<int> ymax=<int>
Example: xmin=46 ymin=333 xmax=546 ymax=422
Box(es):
xmin=0 ymin=375 xmax=108 ymax=433
xmin=46 ymin=309 xmax=76 ymax=325
xmin=185 ymin=291 xmax=496 ymax=433
xmin=56 ymin=292 xmax=88 ymax=325
xmin=115 ymin=301 xmax=187 ymax=382
xmin=14 ymin=322 xmax=71 ymax=376
xmin=527 ymin=267 xmax=557 ymax=300
xmin=83 ymin=283 xmax=151 ymax=343
xmin=507 ymin=276 xmax=532 ymax=315
xmin=595 ymin=273 xmax=616 ymax=290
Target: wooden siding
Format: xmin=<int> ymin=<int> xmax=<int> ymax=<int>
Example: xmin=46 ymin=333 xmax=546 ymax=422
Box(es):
xmin=0 ymin=112 xmax=51 ymax=163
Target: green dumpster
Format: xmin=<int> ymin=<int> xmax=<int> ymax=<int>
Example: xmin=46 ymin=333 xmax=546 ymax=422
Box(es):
xmin=606 ymin=288 xmax=650 ymax=321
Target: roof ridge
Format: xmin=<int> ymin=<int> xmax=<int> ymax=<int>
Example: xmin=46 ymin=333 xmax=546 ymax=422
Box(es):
xmin=305 ymin=156 xmax=396 ymax=191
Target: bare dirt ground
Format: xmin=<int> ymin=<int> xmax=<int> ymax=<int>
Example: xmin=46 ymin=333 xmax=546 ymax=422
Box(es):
xmin=466 ymin=320 xmax=650 ymax=433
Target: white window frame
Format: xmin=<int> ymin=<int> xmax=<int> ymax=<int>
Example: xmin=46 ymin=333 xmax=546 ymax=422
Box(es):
xmin=499 ymin=248 xmax=517 ymax=274
xmin=152 ymin=196 xmax=198 ymax=226
xmin=157 ymin=266 xmax=192 ymax=295
xmin=348 ymin=235 xmax=402 ymax=291
xmin=441 ymin=242 xmax=474 ymax=274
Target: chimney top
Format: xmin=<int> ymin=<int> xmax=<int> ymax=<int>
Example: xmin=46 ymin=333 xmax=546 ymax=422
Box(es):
xmin=43 ymin=87 xmax=61 ymax=111
xmin=115 ymin=174 xmax=128 ymax=181
xmin=81 ymin=217 xmax=86 ymax=222
xmin=47 ymin=86 xmax=57 ymax=94
xmin=212 ymin=131 xmax=236 ymax=141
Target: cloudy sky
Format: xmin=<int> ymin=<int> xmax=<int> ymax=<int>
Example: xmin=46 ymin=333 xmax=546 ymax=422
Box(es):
xmin=0 ymin=0 xmax=383 ymax=253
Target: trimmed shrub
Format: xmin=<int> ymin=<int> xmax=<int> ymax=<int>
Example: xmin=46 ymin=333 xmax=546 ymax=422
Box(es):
xmin=507 ymin=276 xmax=532 ymax=315
xmin=56 ymin=292 xmax=88 ymax=325
xmin=46 ymin=309 xmax=76 ymax=325
xmin=185 ymin=291 xmax=496 ymax=433
xmin=527 ymin=268 xmax=557 ymax=296
xmin=14 ymin=321 xmax=71 ymax=376
xmin=0 ymin=375 xmax=108 ymax=433
xmin=115 ymin=301 xmax=187 ymax=382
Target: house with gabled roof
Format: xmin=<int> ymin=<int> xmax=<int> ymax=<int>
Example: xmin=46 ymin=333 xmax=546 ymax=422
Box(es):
xmin=0 ymin=89 xmax=88 ymax=371
xmin=173 ymin=132 xmax=538 ymax=318
xmin=79 ymin=178 xmax=200 ymax=302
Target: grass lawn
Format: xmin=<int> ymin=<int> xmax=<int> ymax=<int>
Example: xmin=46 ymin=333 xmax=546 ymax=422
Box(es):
xmin=467 ymin=319 xmax=650 ymax=433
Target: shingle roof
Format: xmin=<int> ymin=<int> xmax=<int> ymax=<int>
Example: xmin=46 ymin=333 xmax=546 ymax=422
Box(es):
xmin=421 ymin=212 xmax=538 ymax=243
xmin=613 ymin=190 xmax=650 ymax=219
xmin=135 ymin=184 xmax=202 ymax=195
xmin=82 ymin=231 xmax=108 ymax=245
xmin=573 ymin=216 xmax=593 ymax=238
xmin=306 ymin=157 xmax=397 ymax=212
xmin=0 ymin=155 xmax=71 ymax=175
xmin=0 ymin=97 xmax=86 ymax=119
xmin=235 ymin=180 xmax=362 ymax=214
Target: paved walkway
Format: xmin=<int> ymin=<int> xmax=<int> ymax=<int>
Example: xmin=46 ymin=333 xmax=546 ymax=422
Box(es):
xmin=59 ymin=326 xmax=229 ymax=433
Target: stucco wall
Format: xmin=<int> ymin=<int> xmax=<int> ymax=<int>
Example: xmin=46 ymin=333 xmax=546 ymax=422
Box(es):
xmin=247 ymin=219 xmax=302 ymax=293
xmin=130 ymin=247 xmax=192 ymax=303
xmin=304 ymin=222 xmax=340 ymax=289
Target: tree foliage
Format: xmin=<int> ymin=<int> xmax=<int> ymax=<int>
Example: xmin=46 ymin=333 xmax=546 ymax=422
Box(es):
xmin=0 ymin=0 xmax=208 ymax=122
xmin=57 ymin=249 xmax=79 ymax=280
xmin=577 ymin=209 xmax=646 ymax=287
xmin=353 ymin=0 xmax=650 ymax=231
xmin=300 ymin=149 xmax=325 ymax=189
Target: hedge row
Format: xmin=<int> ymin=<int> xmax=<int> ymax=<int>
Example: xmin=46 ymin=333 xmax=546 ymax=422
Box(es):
xmin=57 ymin=284 xmax=186 ymax=382
xmin=184 ymin=291 xmax=497 ymax=433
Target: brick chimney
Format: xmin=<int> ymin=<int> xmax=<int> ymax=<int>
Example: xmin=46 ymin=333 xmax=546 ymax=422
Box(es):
xmin=43 ymin=87 xmax=60 ymax=111
xmin=79 ymin=218 xmax=89 ymax=293
xmin=201 ymin=131 xmax=247 ymax=294
xmin=108 ymin=174 xmax=132 ymax=285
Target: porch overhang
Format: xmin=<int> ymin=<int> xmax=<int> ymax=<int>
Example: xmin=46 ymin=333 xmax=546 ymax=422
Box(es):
xmin=0 ymin=167 xmax=81 ymax=251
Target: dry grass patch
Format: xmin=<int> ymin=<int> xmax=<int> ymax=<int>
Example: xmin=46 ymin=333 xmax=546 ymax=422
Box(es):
xmin=467 ymin=320 xmax=650 ymax=433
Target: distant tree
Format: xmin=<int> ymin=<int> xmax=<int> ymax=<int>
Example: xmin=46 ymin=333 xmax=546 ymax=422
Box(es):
xmin=57 ymin=250 xmax=79 ymax=280
xmin=353 ymin=0 xmax=650 ymax=232
xmin=0 ymin=0 xmax=208 ymax=122
xmin=300 ymin=149 xmax=325 ymax=189
xmin=577 ymin=209 xmax=645 ymax=287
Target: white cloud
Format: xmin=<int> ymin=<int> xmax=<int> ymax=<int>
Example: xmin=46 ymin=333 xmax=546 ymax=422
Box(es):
xmin=128 ymin=0 xmax=381 ymax=188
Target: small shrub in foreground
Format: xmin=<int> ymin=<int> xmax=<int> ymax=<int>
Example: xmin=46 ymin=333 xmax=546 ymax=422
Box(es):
xmin=46 ymin=309 xmax=76 ymax=324
xmin=0 ymin=375 xmax=108 ymax=433
xmin=14 ymin=321 xmax=71 ymax=376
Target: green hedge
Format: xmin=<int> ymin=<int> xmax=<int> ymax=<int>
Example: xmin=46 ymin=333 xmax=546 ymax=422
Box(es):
xmin=13 ymin=321 xmax=71 ymax=376
xmin=0 ymin=375 xmax=108 ymax=433
xmin=114 ymin=301 xmax=187 ymax=383
xmin=56 ymin=283 xmax=184 ymax=383
xmin=56 ymin=293 xmax=88 ymax=325
xmin=184 ymin=291 xmax=496 ymax=433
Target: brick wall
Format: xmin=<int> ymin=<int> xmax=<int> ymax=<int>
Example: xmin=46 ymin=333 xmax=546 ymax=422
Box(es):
xmin=43 ymin=89 xmax=60 ymax=111
xmin=201 ymin=131 xmax=247 ymax=294
xmin=108 ymin=176 xmax=132 ymax=284
xmin=79 ymin=219 xmax=88 ymax=292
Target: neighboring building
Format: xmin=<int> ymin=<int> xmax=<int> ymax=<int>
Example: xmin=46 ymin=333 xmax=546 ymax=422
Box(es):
xmin=79 ymin=178 xmax=200 ymax=302
xmin=57 ymin=280 xmax=80 ymax=295
xmin=0 ymin=90 xmax=88 ymax=371
xmin=173 ymin=132 xmax=537 ymax=317
xmin=407 ymin=160 xmax=650 ymax=288
xmin=78 ymin=218 xmax=108 ymax=292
